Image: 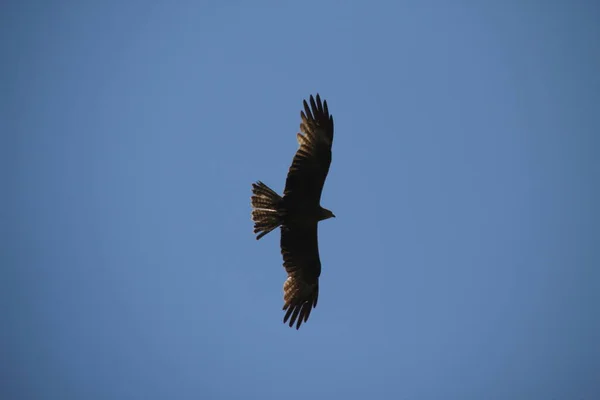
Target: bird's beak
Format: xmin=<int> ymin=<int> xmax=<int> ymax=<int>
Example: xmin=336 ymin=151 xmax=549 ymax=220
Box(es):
xmin=332 ymin=213 xmax=336 ymax=218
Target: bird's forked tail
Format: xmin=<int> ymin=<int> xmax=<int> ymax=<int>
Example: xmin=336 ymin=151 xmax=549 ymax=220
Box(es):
xmin=251 ymin=181 xmax=284 ymax=240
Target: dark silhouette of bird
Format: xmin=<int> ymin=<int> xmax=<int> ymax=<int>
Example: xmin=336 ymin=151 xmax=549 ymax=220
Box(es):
xmin=251 ymin=94 xmax=335 ymax=329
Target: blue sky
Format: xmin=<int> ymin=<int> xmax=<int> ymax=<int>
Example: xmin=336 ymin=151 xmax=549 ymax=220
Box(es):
xmin=2 ymin=1 xmax=599 ymax=399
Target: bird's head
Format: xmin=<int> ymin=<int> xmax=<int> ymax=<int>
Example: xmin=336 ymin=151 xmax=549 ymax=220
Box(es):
xmin=319 ymin=207 xmax=336 ymax=221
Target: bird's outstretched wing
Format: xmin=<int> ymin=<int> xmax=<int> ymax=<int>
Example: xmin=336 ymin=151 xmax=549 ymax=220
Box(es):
xmin=280 ymin=222 xmax=320 ymax=329
xmin=283 ymin=94 xmax=334 ymax=205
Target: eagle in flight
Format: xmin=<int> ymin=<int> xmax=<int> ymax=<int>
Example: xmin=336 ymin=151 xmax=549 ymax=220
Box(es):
xmin=251 ymin=94 xmax=335 ymax=329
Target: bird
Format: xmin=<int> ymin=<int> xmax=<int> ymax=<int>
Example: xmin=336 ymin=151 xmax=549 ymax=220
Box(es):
xmin=250 ymin=94 xmax=335 ymax=329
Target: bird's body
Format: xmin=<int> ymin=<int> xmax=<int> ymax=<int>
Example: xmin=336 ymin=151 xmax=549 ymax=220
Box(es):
xmin=251 ymin=94 xmax=335 ymax=329
xmin=282 ymin=203 xmax=332 ymax=226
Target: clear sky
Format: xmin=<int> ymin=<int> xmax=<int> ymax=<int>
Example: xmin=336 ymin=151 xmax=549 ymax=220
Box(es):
xmin=2 ymin=1 xmax=599 ymax=399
